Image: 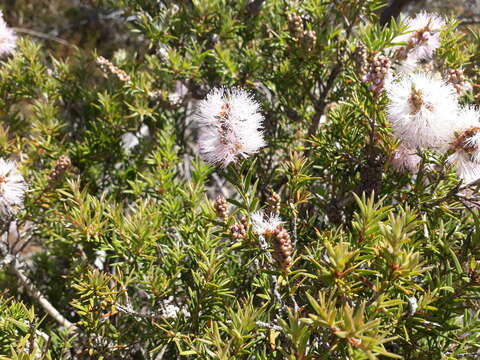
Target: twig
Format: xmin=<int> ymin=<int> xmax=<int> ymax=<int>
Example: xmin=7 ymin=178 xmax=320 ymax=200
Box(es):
xmin=13 ymin=28 xmax=73 ymax=47
xmin=424 ymin=177 xmax=480 ymax=207
xmin=115 ymin=303 xmax=161 ymax=320
xmin=11 ymin=258 xmax=78 ymax=332
xmin=256 ymin=321 xmax=282 ymax=332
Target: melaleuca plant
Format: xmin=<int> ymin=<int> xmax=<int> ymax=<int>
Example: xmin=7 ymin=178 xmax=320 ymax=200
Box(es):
xmin=1 ymin=0 xmax=480 ymax=359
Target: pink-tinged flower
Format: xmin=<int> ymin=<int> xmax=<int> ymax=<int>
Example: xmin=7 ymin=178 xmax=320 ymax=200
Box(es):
xmin=386 ymin=72 xmax=458 ymax=151
xmin=391 ymin=144 xmax=421 ymax=174
xmin=195 ymin=87 xmax=266 ymax=167
xmin=0 ymin=11 xmax=16 ymax=57
xmin=0 ymin=158 xmax=26 ymax=215
xmin=392 ymin=12 xmax=445 ymax=63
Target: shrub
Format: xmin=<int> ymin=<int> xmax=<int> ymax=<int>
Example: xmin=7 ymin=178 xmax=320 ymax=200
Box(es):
xmin=1 ymin=1 xmax=480 ymax=359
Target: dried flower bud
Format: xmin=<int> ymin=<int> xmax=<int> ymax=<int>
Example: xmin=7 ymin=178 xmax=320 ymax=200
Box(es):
xmin=48 ymin=155 xmax=71 ymax=184
xmin=230 ymin=223 xmax=246 ymax=240
xmin=266 ymin=190 xmax=281 ymax=216
xmin=213 ymin=195 xmax=229 ymax=220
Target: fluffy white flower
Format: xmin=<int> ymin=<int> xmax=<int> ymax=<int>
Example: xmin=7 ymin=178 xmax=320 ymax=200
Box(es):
xmin=195 ymin=87 xmax=266 ymax=167
xmin=386 ymin=72 xmax=459 ymax=150
xmin=251 ymin=211 xmax=283 ymax=235
xmin=0 ymin=158 xmax=26 ymax=215
xmin=392 ymin=12 xmax=445 ymax=62
xmin=0 ymin=11 xmax=16 ymax=57
xmin=448 ymin=107 xmax=480 ymax=182
xmin=391 ymin=144 xmax=421 ymax=174
xmin=448 ymin=152 xmax=480 ymax=183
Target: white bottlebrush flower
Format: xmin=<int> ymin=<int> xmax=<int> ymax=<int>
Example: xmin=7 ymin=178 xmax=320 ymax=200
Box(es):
xmin=386 ymin=72 xmax=459 ymax=150
xmin=391 ymin=144 xmax=421 ymax=174
xmin=448 ymin=153 xmax=480 ymax=184
xmin=251 ymin=210 xmax=283 ymax=235
xmin=392 ymin=11 xmax=445 ymax=62
xmin=0 ymin=11 xmax=16 ymax=57
xmin=448 ymin=106 xmax=480 ymax=182
xmin=0 ymin=158 xmax=26 ymax=215
xmin=195 ymin=87 xmax=266 ymax=167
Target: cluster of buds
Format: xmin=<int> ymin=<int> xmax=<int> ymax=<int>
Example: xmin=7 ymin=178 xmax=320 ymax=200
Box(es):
xmin=48 ymin=155 xmax=71 ymax=184
xmin=230 ymin=216 xmax=248 ymax=240
xmin=230 ymin=222 xmax=246 ymax=240
xmin=361 ymin=53 xmax=391 ymax=94
xmin=96 ymin=56 xmax=131 ymax=84
xmin=266 ymin=225 xmax=293 ymax=271
xmin=446 ymin=69 xmax=469 ymax=95
xmin=213 ymin=195 xmax=229 ymax=220
xmin=354 ymin=45 xmax=368 ymax=77
xmin=266 ymin=190 xmax=281 ymax=216
xmin=301 ymin=30 xmax=317 ymax=51
xmin=287 ymin=12 xmax=316 ymax=51
xmin=287 ymin=12 xmax=303 ymax=39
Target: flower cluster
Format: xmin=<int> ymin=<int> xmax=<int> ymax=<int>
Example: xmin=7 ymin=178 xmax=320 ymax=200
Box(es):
xmin=251 ymin=211 xmax=292 ymax=270
xmin=0 ymin=11 xmax=16 ymax=57
xmin=386 ymin=72 xmax=458 ymax=151
xmin=386 ymin=69 xmax=480 ymax=182
xmin=195 ymin=88 xmax=265 ymax=168
xmin=392 ymin=12 xmax=445 ymax=66
xmin=374 ymin=12 xmax=480 ymax=183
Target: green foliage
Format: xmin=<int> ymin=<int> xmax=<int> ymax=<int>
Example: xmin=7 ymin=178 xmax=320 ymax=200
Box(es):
xmin=0 ymin=0 xmax=480 ymax=359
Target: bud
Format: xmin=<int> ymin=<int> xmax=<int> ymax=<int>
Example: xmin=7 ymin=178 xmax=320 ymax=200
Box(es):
xmin=446 ymin=69 xmax=469 ymax=95
xmin=230 ymin=223 xmax=246 ymax=240
xmin=268 ymin=225 xmax=293 ymax=271
xmin=287 ymin=12 xmax=303 ymax=39
xmin=301 ymin=30 xmax=316 ymax=51
xmin=48 ymin=155 xmax=71 ymax=184
xmin=96 ymin=56 xmax=132 ymax=84
xmin=361 ymin=53 xmax=391 ymax=94
xmin=213 ymin=195 xmax=229 ymax=220
xmin=266 ymin=190 xmax=281 ymax=216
